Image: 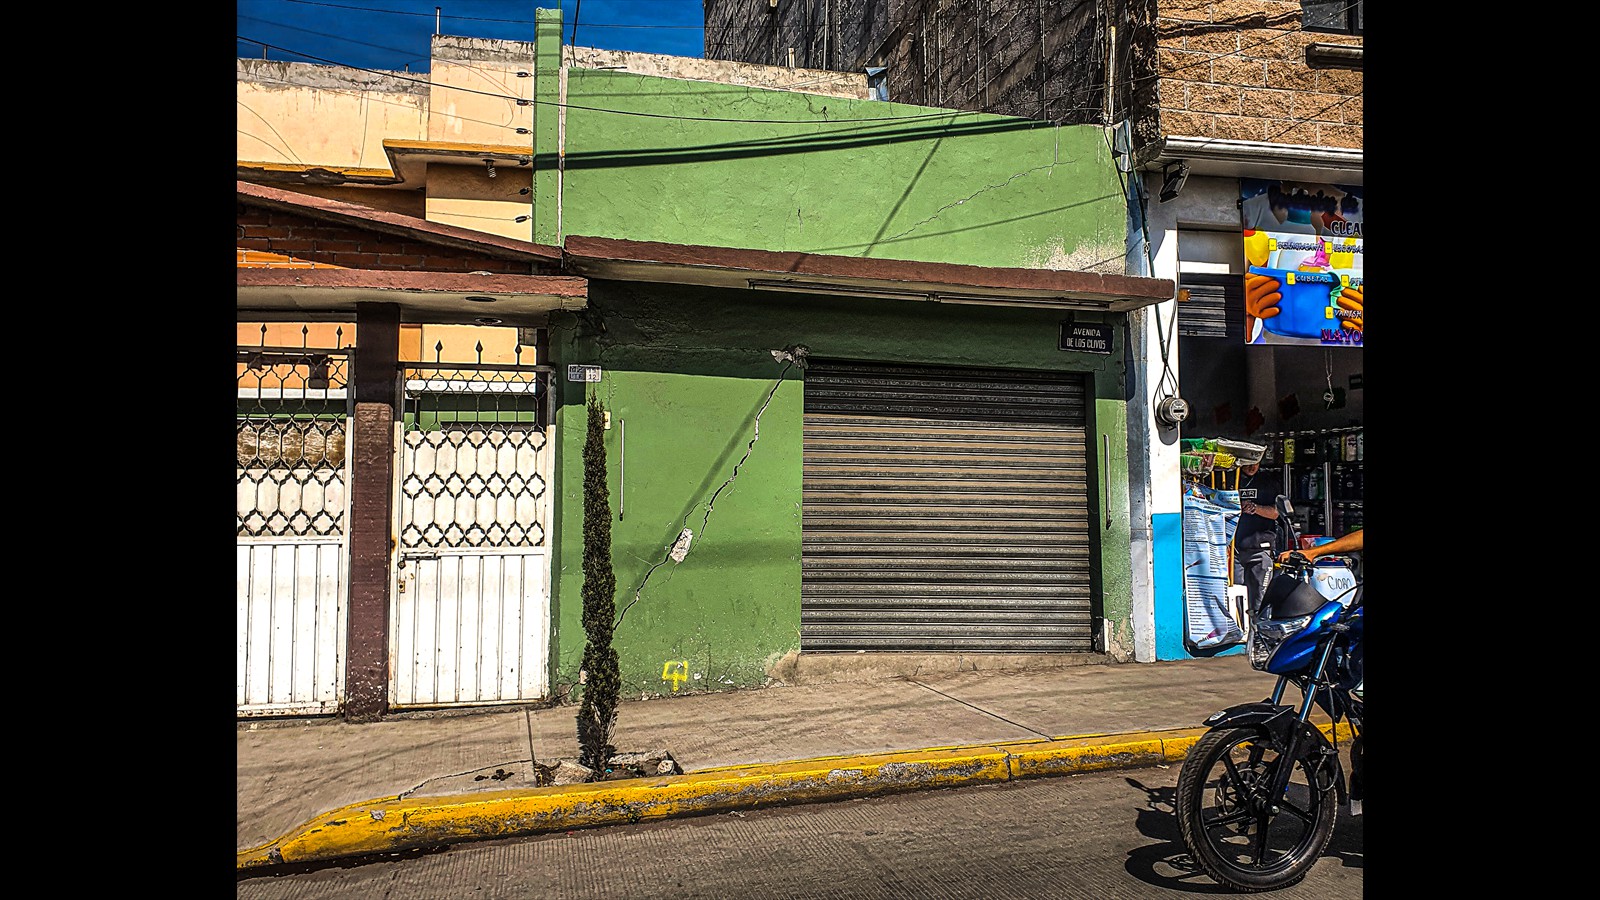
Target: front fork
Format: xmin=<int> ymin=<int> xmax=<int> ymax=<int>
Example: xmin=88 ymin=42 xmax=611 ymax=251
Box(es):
xmin=1264 ymin=636 xmax=1349 ymax=808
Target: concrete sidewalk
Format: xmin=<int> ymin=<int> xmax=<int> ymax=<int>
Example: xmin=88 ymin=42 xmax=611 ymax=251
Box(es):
xmin=238 ymin=653 xmax=1301 ymax=872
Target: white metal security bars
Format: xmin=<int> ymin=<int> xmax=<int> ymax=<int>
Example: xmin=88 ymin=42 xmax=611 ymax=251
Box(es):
xmin=391 ymin=346 xmax=556 ymax=707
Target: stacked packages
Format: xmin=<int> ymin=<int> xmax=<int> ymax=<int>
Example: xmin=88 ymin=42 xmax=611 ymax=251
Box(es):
xmin=1181 ymin=438 xmax=1266 ymax=477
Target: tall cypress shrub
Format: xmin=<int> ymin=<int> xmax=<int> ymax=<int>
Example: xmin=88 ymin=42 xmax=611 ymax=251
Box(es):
xmin=576 ymin=394 xmax=619 ymax=774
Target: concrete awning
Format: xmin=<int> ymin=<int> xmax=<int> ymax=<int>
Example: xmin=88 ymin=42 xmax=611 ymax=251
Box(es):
xmin=562 ymin=235 xmax=1174 ymax=312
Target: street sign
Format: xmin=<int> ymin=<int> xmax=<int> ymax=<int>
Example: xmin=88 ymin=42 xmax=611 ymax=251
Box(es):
xmin=1059 ymin=322 xmax=1114 ymax=354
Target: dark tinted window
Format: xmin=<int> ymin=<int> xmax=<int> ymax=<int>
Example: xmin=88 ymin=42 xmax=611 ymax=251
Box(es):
xmin=1303 ymin=1 xmax=1363 ymax=35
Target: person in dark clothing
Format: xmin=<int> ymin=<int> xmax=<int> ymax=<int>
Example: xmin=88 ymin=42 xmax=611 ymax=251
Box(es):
xmin=1233 ymin=462 xmax=1284 ymax=617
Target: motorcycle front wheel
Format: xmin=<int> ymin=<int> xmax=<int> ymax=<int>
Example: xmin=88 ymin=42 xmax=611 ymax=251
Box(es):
xmin=1175 ymin=726 xmax=1338 ymax=892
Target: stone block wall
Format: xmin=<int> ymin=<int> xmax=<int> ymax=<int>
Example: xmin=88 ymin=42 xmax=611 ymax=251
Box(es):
xmin=1153 ymin=0 xmax=1362 ymax=148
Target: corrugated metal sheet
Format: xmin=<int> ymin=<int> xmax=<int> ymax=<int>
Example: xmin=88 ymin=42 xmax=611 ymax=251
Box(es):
xmin=1178 ymin=282 xmax=1231 ymax=338
xmin=801 ymin=361 xmax=1094 ymax=652
xmin=1178 ymin=276 xmax=1243 ymax=339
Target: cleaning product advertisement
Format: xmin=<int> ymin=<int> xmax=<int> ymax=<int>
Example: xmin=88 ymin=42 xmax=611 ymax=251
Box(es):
xmin=1182 ymin=482 xmax=1245 ymax=651
xmin=1239 ymin=178 xmax=1363 ymax=347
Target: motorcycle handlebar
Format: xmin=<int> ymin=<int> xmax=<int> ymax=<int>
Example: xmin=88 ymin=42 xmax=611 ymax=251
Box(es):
xmin=1275 ymin=551 xmax=1313 ymax=572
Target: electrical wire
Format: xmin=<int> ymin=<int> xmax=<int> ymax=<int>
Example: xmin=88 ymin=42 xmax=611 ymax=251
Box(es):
xmin=1099 ymin=95 xmax=1174 ymax=417
xmin=261 ymin=0 xmax=1357 ymax=41
xmin=238 ymin=13 xmax=431 ymax=63
xmin=239 ymin=35 xmax=1018 ymax=126
xmin=261 ymin=0 xmax=855 ymax=32
xmin=239 ymin=1 xmax=1362 ymax=126
xmin=234 ymin=28 xmax=1187 ymax=132
xmin=241 ymin=1 xmax=1363 ymax=84
xmin=238 ymin=73 xmax=526 ymax=134
xmin=239 ymin=8 xmax=1360 ymax=255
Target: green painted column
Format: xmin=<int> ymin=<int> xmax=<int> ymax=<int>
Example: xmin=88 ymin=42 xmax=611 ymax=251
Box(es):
xmin=1092 ymin=395 xmax=1134 ymax=659
xmin=533 ymin=8 xmax=562 ymax=246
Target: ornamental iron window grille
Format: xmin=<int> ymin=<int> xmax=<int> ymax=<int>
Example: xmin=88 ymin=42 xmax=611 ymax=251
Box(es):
xmin=236 ymin=326 xmax=351 ymax=538
xmin=399 ymin=340 xmax=553 ymax=551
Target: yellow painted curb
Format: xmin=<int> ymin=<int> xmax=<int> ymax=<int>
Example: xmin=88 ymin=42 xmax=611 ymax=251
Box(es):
xmin=238 ymin=745 xmax=1013 ymax=870
xmin=237 ymin=722 xmax=1356 ymax=871
xmin=1006 ymin=731 xmax=1185 ymax=778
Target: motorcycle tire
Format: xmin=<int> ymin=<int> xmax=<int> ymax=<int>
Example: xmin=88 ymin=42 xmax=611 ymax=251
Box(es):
xmin=1175 ymin=726 xmax=1338 ymax=892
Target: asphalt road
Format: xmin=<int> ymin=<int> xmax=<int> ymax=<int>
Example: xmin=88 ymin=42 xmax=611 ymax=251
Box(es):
xmin=235 ymin=757 xmax=1363 ymax=898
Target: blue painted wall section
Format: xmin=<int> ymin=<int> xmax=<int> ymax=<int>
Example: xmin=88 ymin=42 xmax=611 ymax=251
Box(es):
xmin=1152 ymin=511 xmax=1185 ymax=660
xmin=1154 ymin=510 xmax=1245 ymax=661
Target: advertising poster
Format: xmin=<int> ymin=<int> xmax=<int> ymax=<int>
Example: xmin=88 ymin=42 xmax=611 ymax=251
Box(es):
xmin=1181 ymin=483 xmax=1245 ymax=651
xmin=1239 ymin=178 xmax=1363 ymax=347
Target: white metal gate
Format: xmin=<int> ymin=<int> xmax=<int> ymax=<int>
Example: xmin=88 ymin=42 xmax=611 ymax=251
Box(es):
xmin=236 ymin=343 xmax=350 ymax=717
xmin=391 ymin=361 xmax=554 ymax=708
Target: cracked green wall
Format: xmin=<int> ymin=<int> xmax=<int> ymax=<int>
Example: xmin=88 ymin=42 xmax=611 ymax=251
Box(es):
xmin=549 ymin=284 xmax=1133 ymax=697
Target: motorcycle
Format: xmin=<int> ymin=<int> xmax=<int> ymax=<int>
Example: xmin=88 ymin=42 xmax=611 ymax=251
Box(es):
xmin=1175 ymin=494 xmax=1363 ymax=892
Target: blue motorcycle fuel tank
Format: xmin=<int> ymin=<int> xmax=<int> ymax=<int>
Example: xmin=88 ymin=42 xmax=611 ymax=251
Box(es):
xmin=1265 ymin=599 xmax=1347 ymax=674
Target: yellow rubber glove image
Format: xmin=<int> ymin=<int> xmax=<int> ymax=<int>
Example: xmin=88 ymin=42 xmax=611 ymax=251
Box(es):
xmin=1337 ymin=285 xmax=1363 ymax=333
xmin=1243 ymin=229 xmax=1272 ymax=268
xmin=1245 ymin=272 xmax=1282 ymax=341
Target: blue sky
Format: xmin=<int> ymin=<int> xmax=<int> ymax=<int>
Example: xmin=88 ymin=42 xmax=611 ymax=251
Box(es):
xmin=236 ymin=0 xmax=710 ymax=72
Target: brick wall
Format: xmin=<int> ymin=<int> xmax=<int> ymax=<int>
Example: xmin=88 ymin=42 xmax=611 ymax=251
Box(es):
xmin=236 ymin=204 xmax=539 ymax=274
xmin=1154 ymin=0 xmax=1361 ymax=148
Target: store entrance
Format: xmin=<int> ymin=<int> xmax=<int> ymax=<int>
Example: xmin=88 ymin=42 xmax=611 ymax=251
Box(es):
xmin=1174 ymin=272 xmax=1364 ymax=545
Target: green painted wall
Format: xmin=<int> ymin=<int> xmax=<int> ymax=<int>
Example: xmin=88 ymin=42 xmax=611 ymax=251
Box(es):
xmin=557 ymin=70 xmax=1127 ymax=271
xmin=1094 ymin=397 xmax=1134 ymax=658
xmin=539 ymin=56 xmax=1144 ymax=697
xmin=548 ymin=282 xmax=1133 ymax=697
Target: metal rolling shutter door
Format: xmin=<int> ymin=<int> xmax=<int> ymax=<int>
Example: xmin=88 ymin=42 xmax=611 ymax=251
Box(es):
xmin=801 ymin=360 xmax=1094 ymax=651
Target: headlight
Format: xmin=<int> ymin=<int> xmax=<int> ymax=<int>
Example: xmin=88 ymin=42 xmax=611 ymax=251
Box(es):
xmin=1249 ymin=614 xmax=1312 ymax=669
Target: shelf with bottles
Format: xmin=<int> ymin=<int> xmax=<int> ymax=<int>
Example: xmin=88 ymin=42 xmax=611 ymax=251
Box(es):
xmin=1259 ymin=425 xmax=1364 ymax=468
xmin=1330 ymin=500 xmax=1364 ymax=536
xmin=1260 ymin=425 xmax=1363 ymax=540
xmin=1329 ymin=462 xmax=1364 ymax=503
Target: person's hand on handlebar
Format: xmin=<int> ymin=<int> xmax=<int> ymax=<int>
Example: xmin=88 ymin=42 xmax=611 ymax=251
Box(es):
xmin=1278 ymin=528 xmax=1363 ymax=566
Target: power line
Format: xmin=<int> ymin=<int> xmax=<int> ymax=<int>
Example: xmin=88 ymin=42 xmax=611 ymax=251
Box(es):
xmin=238 ymin=34 xmax=1011 ymax=127
xmin=249 ymin=0 xmax=1366 ymax=50
xmin=238 ymin=1 xmax=1362 ymax=132
xmin=238 ymin=13 xmax=431 ymax=63
xmin=266 ymin=0 xmax=712 ymax=30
